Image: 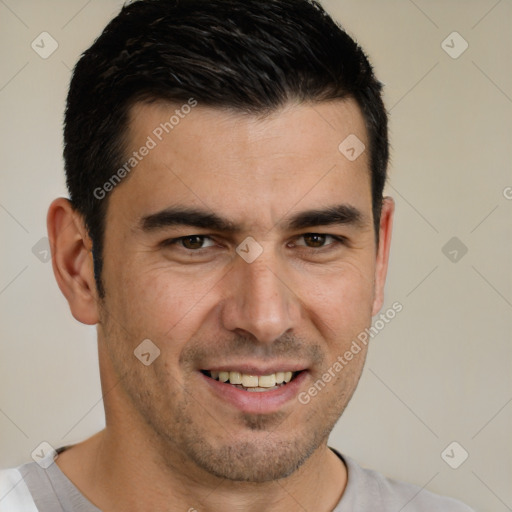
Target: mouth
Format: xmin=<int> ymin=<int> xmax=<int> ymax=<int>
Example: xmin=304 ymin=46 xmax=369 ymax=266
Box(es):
xmin=200 ymin=370 xmax=300 ymax=392
xmin=199 ymin=367 xmax=308 ymax=414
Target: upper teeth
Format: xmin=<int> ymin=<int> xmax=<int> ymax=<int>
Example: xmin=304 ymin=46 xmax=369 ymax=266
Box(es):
xmin=210 ymin=371 xmax=293 ymax=387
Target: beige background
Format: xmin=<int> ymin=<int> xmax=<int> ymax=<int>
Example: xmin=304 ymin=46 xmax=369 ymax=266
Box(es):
xmin=1 ymin=1 xmax=511 ymax=510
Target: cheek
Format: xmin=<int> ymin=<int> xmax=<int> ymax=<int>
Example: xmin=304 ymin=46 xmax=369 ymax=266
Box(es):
xmin=113 ymin=261 xmax=222 ymax=344
xmin=302 ymin=258 xmax=376 ymax=338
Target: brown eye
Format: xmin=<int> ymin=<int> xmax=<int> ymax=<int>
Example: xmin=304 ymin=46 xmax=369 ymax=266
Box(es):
xmin=292 ymin=233 xmax=344 ymax=250
xmin=303 ymin=233 xmax=327 ymax=248
xmin=179 ymin=235 xmax=213 ymax=249
xmin=161 ymin=235 xmax=216 ymax=251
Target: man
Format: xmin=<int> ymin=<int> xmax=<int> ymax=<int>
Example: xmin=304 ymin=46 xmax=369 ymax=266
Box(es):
xmin=0 ymin=0 xmax=474 ymax=510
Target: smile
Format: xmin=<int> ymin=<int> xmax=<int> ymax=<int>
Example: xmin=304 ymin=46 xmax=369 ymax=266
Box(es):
xmin=199 ymin=365 xmax=308 ymax=414
xmin=201 ymin=370 xmax=297 ymax=391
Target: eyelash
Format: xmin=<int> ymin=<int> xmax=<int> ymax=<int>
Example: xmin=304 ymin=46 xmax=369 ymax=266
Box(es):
xmin=161 ymin=233 xmax=347 ymax=252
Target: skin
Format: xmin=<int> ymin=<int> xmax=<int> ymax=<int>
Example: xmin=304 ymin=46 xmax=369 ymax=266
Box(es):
xmin=48 ymin=99 xmax=394 ymax=512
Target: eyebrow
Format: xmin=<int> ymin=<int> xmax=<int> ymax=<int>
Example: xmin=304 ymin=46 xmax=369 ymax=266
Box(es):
xmin=284 ymin=204 xmax=366 ymax=231
xmin=140 ymin=204 xmax=367 ymax=233
xmin=141 ymin=208 xmax=240 ymax=233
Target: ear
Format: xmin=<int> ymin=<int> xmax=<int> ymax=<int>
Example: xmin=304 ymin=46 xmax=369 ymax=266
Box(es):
xmin=371 ymin=196 xmax=395 ymax=316
xmin=47 ymin=198 xmax=100 ymax=325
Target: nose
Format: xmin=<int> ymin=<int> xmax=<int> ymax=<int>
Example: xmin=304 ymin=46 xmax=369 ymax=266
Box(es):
xmin=220 ymin=250 xmax=300 ymax=344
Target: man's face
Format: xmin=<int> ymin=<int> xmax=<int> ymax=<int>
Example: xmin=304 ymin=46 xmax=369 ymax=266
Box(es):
xmin=97 ymin=99 xmax=390 ymax=482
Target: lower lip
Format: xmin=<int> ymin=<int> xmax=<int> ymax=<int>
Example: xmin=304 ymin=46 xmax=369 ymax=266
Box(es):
xmin=201 ymin=371 xmax=308 ymax=414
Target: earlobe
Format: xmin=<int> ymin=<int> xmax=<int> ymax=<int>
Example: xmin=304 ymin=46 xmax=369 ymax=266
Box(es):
xmin=47 ymin=198 xmax=100 ymax=325
xmin=371 ymin=196 xmax=395 ymax=316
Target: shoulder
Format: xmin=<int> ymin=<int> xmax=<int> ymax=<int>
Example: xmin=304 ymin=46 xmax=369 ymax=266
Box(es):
xmin=336 ymin=453 xmax=475 ymax=511
xmin=0 ymin=466 xmax=39 ymax=512
xmin=2 ymin=455 xmax=102 ymax=512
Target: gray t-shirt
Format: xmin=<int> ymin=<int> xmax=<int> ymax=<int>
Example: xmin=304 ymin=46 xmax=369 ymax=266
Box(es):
xmin=1 ymin=448 xmax=474 ymax=511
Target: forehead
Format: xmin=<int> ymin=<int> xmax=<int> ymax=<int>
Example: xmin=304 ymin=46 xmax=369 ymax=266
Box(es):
xmin=109 ymin=99 xmax=372 ymax=229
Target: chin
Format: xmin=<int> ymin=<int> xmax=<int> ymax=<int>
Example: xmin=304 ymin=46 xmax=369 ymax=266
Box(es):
xmin=176 ymin=425 xmax=326 ymax=483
